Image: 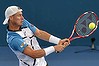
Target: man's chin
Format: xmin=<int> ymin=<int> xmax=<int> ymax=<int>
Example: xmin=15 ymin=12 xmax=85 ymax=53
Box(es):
xmin=20 ymin=22 xmax=23 ymax=26
xmin=20 ymin=24 xmax=22 ymax=26
xmin=18 ymin=23 xmax=22 ymax=26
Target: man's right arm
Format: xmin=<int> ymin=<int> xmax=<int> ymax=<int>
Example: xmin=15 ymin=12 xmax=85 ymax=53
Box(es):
xmin=10 ymin=37 xmax=65 ymax=59
xmin=23 ymin=44 xmax=65 ymax=59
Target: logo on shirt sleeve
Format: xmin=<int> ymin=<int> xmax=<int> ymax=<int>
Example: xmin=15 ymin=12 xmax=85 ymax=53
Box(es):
xmin=20 ymin=43 xmax=25 ymax=48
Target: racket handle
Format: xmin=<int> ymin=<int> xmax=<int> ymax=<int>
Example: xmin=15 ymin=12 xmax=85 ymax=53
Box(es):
xmin=56 ymin=39 xmax=70 ymax=53
xmin=56 ymin=43 xmax=64 ymax=53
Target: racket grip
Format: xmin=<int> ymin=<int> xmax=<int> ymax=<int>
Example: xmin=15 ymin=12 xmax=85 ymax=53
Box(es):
xmin=56 ymin=43 xmax=64 ymax=53
xmin=56 ymin=40 xmax=69 ymax=53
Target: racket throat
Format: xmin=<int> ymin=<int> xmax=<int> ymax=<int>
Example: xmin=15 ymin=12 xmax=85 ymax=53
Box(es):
xmin=69 ymin=36 xmax=83 ymax=41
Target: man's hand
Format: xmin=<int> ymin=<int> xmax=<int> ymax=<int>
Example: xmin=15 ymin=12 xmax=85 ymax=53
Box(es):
xmin=58 ymin=38 xmax=70 ymax=48
xmin=54 ymin=45 xmax=65 ymax=53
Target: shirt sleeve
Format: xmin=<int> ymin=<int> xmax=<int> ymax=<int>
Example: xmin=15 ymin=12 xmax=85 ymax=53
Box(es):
xmin=10 ymin=38 xmax=28 ymax=52
xmin=23 ymin=19 xmax=37 ymax=33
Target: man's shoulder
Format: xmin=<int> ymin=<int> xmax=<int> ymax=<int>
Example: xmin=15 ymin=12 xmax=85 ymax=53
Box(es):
xmin=7 ymin=32 xmax=21 ymax=43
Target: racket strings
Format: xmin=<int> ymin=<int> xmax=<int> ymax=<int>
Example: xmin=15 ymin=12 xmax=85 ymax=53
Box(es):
xmin=76 ymin=12 xmax=97 ymax=37
xmin=76 ymin=14 xmax=90 ymax=36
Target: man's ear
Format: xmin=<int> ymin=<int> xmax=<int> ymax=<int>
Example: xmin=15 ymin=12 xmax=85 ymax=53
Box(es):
xmin=9 ymin=16 xmax=13 ymax=21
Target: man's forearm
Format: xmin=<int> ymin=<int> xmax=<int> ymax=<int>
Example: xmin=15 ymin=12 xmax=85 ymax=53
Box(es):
xmin=35 ymin=30 xmax=51 ymax=41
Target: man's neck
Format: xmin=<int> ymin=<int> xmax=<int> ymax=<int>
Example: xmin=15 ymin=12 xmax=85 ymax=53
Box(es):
xmin=8 ymin=24 xmax=21 ymax=31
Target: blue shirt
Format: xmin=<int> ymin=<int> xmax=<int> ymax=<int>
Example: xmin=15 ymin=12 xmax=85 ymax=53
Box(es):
xmin=7 ymin=19 xmax=36 ymax=52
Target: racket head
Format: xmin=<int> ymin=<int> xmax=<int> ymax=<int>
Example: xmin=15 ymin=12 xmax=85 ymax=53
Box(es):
xmin=69 ymin=11 xmax=99 ymax=41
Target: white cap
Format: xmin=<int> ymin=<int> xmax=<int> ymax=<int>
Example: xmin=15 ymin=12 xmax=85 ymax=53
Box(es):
xmin=3 ymin=6 xmax=22 ymax=25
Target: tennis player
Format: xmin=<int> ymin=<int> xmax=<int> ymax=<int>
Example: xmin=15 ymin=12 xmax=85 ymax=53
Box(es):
xmin=3 ymin=6 xmax=70 ymax=66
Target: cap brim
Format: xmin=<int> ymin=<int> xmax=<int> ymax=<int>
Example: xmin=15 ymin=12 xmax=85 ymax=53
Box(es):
xmin=3 ymin=18 xmax=9 ymax=25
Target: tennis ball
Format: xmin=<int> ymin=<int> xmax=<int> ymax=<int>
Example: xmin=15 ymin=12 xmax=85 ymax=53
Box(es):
xmin=89 ymin=22 xmax=96 ymax=30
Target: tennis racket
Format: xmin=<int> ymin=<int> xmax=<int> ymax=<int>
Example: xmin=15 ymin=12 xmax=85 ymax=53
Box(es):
xmin=57 ymin=11 xmax=99 ymax=53
xmin=68 ymin=11 xmax=99 ymax=42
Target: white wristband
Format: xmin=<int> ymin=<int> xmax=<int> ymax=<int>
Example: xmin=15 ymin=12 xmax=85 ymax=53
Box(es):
xmin=44 ymin=46 xmax=55 ymax=56
xmin=49 ymin=35 xmax=61 ymax=44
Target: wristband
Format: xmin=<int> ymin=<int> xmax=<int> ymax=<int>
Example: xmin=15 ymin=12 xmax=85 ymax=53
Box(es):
xmin=49 ymin=35 xmax=61 ymax=44
xmin=44 ymin=46 xmax=55 ymax=56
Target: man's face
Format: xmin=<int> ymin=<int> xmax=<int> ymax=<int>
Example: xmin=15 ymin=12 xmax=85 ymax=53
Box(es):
xmin=9 ymin=11 xmax=24 ymax=26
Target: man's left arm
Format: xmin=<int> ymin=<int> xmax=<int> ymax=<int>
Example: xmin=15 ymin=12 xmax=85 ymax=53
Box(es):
xmin=34 ymin=28 xmax=51 ymax=41
xmin=34 ymin=28 xmax=70 ymax=46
